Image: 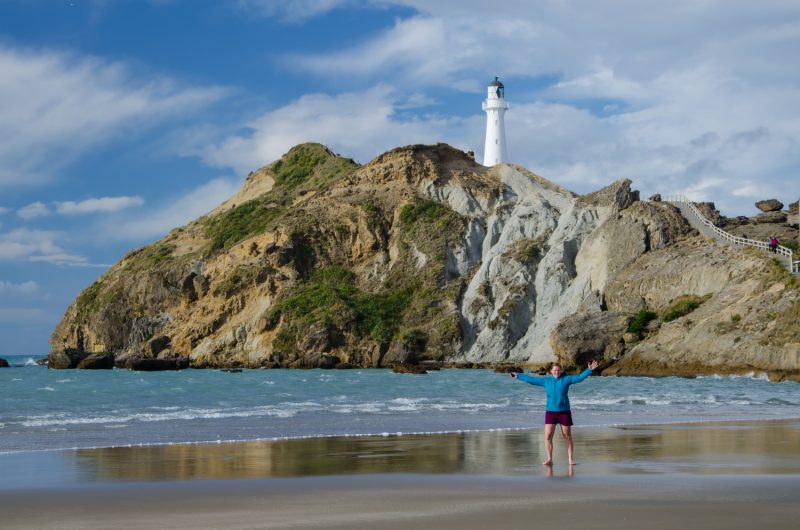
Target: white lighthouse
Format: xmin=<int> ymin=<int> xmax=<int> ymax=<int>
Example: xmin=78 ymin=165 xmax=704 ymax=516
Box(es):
xmin=482 ymin=76 xmax=509 ymax=166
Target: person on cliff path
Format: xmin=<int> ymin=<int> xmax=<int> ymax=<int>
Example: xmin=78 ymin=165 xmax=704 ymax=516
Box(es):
xmin=511 ymin=360 xmax=599 ymax=466
xmin=769 ymin=236 xmax=778 ymax=253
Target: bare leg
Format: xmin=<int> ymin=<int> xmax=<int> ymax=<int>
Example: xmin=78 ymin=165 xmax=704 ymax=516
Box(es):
xmin=543 ymin=424 xmax=556 ymax=465
xmin=561 ymin=425 xmax=575 ymax=465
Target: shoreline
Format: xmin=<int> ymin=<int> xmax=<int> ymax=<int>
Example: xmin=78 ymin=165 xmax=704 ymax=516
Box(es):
xmin=5 ymin=355 xmax=799 ymax=382
xmin=0 ymin=415 xmax=800 ymax=458
xmin=3 ymin=418 xmax=799 ymax=488
xmin=3 ymin=418 xmax=799 ymax=528
xmin=3 ymin=414 xmax=800 ymax=457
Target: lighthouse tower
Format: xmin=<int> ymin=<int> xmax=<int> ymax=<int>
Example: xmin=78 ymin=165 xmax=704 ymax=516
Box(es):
xmin=482 ymin=76 xmax=509 ymax=166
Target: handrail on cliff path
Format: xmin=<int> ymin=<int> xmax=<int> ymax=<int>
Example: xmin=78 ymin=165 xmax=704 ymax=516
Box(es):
xmin=663 ymin=195 xmax=798 ymax=274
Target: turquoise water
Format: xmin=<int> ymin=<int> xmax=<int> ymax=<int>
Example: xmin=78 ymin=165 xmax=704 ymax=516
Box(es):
xmin=2 ymin=356 xmax=799 ymax=453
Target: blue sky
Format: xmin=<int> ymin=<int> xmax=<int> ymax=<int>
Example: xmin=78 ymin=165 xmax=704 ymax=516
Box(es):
xmin=1 ymin=0 xmax=798 ymax=355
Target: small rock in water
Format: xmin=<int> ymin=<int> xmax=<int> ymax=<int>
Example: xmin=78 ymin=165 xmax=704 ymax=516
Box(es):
xmin=494 ymin=364 xmax=524 ymax=373
xmin=220 ymin=368 xmax=242 ymax=373
xmin=392 ymin=363 xmax=427 ymax=374
xmin=0 ymin=357 xmax=9 ymax=368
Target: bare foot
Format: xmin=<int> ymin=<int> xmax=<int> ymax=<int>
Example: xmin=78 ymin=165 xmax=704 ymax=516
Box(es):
xmin=568 ymin=461 xmax=577 ymax=465
xmin=542 ymin=460 xmax=553 ymax=466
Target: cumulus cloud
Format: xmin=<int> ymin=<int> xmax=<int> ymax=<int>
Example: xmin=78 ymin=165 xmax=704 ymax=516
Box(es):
xmin=0 ymin=45 xmax=227 ymax=189
xmin=236 ymin=0 xmax=355 ymax=21
xmin=17 ymin=202 xmax=51 ymax=220
xmin=109 ymin=178 xmax=242 ymax=241
xmin=271 ymin=0 xmax=800 ymax=214
xmin=56 ymin=196 xmax=144 ymax=215
xmin=200 ymin=85 xmax=474 ymax=173
xmin=0 ymin=228 xmax=88 ymax=266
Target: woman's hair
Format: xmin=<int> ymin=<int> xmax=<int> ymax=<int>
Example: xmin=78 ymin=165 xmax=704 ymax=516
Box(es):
xmin=550 ymin=362 xmax=562 ymax=370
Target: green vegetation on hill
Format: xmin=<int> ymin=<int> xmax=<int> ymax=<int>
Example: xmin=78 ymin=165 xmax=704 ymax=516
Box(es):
xmin=660 ymin=294 xmax=711 ymax=322
xmin=272 ymin=266 xmax=413 ymax=349
xmin=270 ymin=194 xmax=467 ymax=360
xmin=400 ymin=199 xmax=450 ymax=225
xmin=628 ymin=309 xmax=657 ymax=333
xmin=213 ymin=265 xmax=259 ymax=298
xmin=203 ymin=143 xmax=358 ymax=253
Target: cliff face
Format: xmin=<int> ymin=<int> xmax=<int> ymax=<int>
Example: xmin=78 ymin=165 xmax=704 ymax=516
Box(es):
xmin=50 ymin=143 xmax=798 ymax=377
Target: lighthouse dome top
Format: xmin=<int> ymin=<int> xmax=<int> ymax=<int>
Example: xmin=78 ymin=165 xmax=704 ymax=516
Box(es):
xmin=488 ymin=76 xmax=504 ymax=88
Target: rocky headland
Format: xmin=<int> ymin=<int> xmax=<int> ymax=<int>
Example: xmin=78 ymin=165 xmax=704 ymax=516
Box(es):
xmin=48 ymin=143 xmax=799 ymax=379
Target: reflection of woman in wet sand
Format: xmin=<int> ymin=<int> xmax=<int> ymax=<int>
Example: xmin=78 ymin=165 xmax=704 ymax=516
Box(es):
xmin=511 ymin=360 xmax=599 ymax=466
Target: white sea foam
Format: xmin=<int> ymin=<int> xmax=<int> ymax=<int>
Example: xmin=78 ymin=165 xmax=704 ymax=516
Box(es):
xmin=4 ymin=369 xmax=800 ymax=455
xmin=19 ymin=405 xmax=303 ymax=427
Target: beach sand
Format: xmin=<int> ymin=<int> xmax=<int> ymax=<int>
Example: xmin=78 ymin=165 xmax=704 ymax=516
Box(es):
xmin=2 ymin=419 xmax=799 ymax=529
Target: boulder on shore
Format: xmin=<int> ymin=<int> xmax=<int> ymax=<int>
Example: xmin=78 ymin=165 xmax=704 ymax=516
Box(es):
xmin=392 ymin=363 xmax=427 ymax=374
xmin=755 ymin=199 xmax=784 ymax=212
xmin=48 ymin=349 xmax=89 ymax=369
xmin=77 ymin=353 xmax=114 ymax=369
xmin=550 ymin=311 xmax=631 ymax=369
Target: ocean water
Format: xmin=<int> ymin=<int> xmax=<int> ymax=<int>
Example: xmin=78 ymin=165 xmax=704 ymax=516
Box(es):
xmin=1 ymin=355 xmax=799 ymax=454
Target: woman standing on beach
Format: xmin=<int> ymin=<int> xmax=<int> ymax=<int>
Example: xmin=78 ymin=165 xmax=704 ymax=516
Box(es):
xmin=511 ymin=360 xmax=599 ymax=466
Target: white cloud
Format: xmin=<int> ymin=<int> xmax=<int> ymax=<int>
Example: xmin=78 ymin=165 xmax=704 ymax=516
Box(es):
xmin=0 ymin=228 xmax=87 ymax=266
xmin=0 ymin=45 xmax=227 ymax=189
xmin=199 ymin=85 xmax=472 ymax=173
xmin=273 ymin=1 xmax=800 ymax=215
xmin=109 ymin=178 xmax=242 ymax=241
xmin=56 ymin=196 xmax=144 ymax=215
xmin=0 ymin=280 xmax=39 ymax=296
xmin=0 ymin=207 xmax=8 ymax=214
xmin=17 ymin=202 xmax=51 ymax=220
xmin=236 ymin=0 xmax=355 ymax=21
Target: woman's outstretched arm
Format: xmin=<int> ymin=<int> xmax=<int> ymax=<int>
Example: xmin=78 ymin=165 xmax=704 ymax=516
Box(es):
xmin=512 ymin=372 xmax=547 ymax=386
xmin=564 ymin=360 xmax=599 ymax=384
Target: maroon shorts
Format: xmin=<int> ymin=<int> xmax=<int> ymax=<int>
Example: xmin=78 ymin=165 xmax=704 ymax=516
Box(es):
xmin=545 ymin=411 xmax=573 ymax=426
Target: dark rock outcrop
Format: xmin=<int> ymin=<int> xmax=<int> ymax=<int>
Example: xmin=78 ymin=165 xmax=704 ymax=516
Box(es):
xmin=754 ymin=211 xmax=787 ymax=224
xmin=694 ymin=202 xmax=722 ymax=225
xmin=0 ymin=358 xmax=9 ymax=368
xmin=789 ymin=200 xmax=798 ymax=215
xmin=381 ymin=342 xmax=417 ymax=366
xmin=147 ymin=335 xmax=172 ymax=356
xmin=77 ymin=353 xmax=115 ymax=369
xmin=299 ymin=323 xmax=333 ymax=353
xmin=48 ymin=349 xmax=89 ymax=369
xmin=494 ymin=364 xmax=524 ymax=373
xmin=550 ymin=311 xmax=631 ymax=369
xmin=580 ymin=178 xmax=639 ymax=211
xmin=755 ymin=199 xmax=784 ymax=212
xmin=648 ymin=193 xmax=662 ymax=202
xmin=392 ymin=363 xmax=427 ymax=374
xmin=291 ymin=352 xmax=340 ymax=369
xmin=124 ymin=357 xmax=190 ymax=371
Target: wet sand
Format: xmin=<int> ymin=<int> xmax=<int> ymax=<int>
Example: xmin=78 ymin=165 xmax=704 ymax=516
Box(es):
xmin=2 ymin=419 xmax=800 ymax=529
